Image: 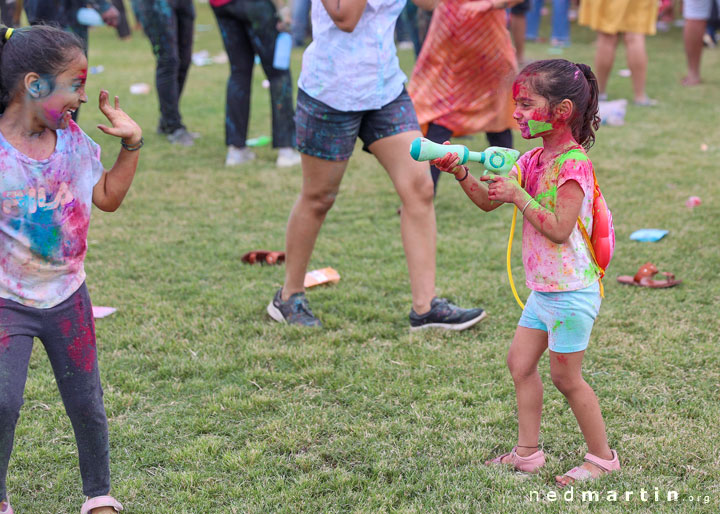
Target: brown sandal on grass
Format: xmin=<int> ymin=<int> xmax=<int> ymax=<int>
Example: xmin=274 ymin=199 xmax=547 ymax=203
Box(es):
xmin=617 ymin=262 xmax=682 ymax=288
xmin=241 ymin=250 xmax=285 ymax=265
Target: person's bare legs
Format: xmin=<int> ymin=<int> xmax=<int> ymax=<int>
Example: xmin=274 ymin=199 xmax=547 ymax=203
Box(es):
xmin=623 ymin=32 xmax=651 ymax=102
xmin=683 ymin=19 xmax=708 ymax=86
xmin=550 ymin=350 xmax=614 ymax=486
xmin=510 ymin=13 xmax=528 ymax=65
xmin=594 ymin=32 xmax=619 ymax=97
xmin=369 ymin=130 xmax=435 ymax=315
xmin=498 ymin=326 xmax=548 ymax=461
xmin=282 ymin=154 xmax=348 ymax=299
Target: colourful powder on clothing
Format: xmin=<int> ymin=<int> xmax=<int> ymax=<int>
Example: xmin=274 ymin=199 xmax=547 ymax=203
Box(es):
xmin=66 ymin=295 xmax=96 ymax=372
xmin=555 ymin=148 xmax=587 ymax=169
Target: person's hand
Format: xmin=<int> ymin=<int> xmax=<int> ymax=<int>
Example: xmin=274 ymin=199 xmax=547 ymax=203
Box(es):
xmin=276 ymin=5 xmax=292 ymax=31
xmin=101 ymin=5 xmax=120 ymax=27
xmin=461 ymin=0 xmax=493 ymax=13
xmin=429 ymin=141 xmax=465 ymax=177
xmin=96 ymin=90 xmax=142 ymax=145
xmin=480 ymin=174 xmax=522 ymax=204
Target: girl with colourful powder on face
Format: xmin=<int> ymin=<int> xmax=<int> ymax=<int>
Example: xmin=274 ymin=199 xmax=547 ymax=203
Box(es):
xmin=0 ymin=25 xmax=142 ymax=514
xmin=432 ymin=59 xmax=620 ymax=487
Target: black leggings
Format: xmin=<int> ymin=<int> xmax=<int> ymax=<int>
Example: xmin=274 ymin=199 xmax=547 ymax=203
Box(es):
xmin=0 ymin=284 xmax=110 ymax=500
xmin=133 ymin=0 xmax=195 ymax=133
xmin=211 ymin=0 xmax=296 ymax=148
xmin=425 ymin=122 xmax=513 ymax=194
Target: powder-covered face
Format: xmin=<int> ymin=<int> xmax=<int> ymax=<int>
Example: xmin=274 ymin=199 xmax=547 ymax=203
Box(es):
xmin=32 ymin=51 xmax=88 ymax=130
xmin=512 ymin=77 xmax=555 ymax=139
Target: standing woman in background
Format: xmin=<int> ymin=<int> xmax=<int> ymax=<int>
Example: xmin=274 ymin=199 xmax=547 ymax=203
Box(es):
xmin=132 ymin=0 xmax=198 ymax=145
xmin=209 ymin=0 xmax=301 ymax=167
xmin=578 ymin=0 xmax=658 ymax=105
xmin=268 ymin=0 xmax=487 ymax=330
xmin=408 ymin=0 xmax=520 ymax=195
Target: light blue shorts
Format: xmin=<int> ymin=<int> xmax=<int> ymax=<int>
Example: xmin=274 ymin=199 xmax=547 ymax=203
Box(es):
xmin=518 ymin=281 xmax=601 ymax=354
xmin=684 ymin=0 xmax=720 ymax=19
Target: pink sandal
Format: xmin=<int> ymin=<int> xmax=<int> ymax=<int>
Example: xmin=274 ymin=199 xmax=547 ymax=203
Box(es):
xmin=485 ymin=446 xmax=546 ymax=473
xmin=0 ymin=500 xmax=13 ymax=514
xmin=556 ymin=449 xmax=620 ymax=486
xmin=80 ymin=495 xmax=123 ymax=514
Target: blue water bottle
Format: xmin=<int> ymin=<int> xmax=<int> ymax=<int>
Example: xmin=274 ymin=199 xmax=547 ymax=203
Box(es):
xmin=273 ymin=32 xmax=292 ymax=70
xmin=77 ymin=7 xmax=104 ymax=26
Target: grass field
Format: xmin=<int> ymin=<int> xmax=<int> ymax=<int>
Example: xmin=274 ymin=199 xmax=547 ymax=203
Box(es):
xmin=5 ymin=6 xmax=720 ymax=513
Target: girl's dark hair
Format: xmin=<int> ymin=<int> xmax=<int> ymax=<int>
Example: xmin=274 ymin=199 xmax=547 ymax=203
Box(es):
xmin=0 ymin=25 xmax=85 ymax=113
xmin=518 ymin=59 xmax=601 ymax=150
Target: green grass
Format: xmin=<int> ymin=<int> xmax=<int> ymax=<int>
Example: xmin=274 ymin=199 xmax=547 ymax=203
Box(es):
xmin=6 ymin=8 xmax=720 ymax=513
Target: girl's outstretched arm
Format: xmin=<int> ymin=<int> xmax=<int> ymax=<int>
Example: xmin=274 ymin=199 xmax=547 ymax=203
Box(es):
xmin=92 ymin=90 xmax=143 ymax=212
xmin=481 ymin=175 xmax=584 ymax=244
xmin=430 ymin=146 xmax=503 ymax=212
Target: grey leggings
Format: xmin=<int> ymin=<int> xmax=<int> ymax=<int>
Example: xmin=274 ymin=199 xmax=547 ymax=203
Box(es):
xmin=0 ymin=283 xmax=110 ymax=500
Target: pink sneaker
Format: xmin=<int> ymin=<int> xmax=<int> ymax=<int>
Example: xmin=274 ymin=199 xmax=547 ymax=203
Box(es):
xmin=485 ymin=446 xmax=546 ymax=473
xmin=0 ymin=500 xmax=13 ymax=514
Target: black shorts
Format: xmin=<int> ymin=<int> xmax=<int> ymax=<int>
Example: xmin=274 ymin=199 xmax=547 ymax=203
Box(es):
xmin=511 ymin=0 xmax=531 ymax=15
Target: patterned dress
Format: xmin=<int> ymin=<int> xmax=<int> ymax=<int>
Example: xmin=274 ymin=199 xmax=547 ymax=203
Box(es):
xmin=407 ymin=0 xmax=518 ymax=137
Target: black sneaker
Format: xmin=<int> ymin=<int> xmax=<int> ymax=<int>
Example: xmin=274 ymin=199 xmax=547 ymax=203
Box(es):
xmin=267 ymin=289 xmax=322 ymax=327
xmin=409 ymin=297 xmax=486 ymax=331
xmin=166 ymin=127 xmax=195 ymax=147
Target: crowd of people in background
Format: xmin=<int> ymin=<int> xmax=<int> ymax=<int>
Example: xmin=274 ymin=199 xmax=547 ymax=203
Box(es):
xmin=0 ymin=0 xmax=716 ymax=156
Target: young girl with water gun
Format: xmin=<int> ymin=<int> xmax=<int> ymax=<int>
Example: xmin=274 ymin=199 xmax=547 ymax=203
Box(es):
xmin=432 ymin=59 xmax=619 ymax=486
xmin=0 ymin=25 xmax=142 ymax=513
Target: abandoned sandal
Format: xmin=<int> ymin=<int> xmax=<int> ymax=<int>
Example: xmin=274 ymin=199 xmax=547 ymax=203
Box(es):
xmin=617 ymin=262 xmax=682 ymax=288
xmin=241 ymin=250 xmax=286 ymax=265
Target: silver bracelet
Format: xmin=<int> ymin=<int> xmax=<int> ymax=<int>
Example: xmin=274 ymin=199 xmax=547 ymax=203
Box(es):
xmin=521 ymin=198 xmax=533 ymax=214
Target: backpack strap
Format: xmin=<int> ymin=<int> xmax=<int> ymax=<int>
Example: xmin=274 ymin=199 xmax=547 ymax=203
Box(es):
xmin=576 ymin=165 xmax=605 ymax=297
xmin=577 ymin=216 xmax=605 ymax=297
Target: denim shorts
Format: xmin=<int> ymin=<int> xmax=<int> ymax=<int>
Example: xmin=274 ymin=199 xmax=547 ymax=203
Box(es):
xmin=518 ymin=281 xmax=602 ymax=354
xmin=295 ymin=87 xmax=421 ymax=161
xmin=683 ymin=0 xmax=719 ymax=19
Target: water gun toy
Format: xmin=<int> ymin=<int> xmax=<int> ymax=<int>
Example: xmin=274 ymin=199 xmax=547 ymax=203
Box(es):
xmin=409 ymin=137 xmax=520 ymax=175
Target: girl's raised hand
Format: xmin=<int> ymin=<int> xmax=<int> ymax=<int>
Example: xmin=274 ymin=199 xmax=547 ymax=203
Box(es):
xmin=479 ymin=174 xmax=522 ymax=204
xmin=97 ymin=90 xmax=143 ymax=145
xmin=429 ymin=141 xmax=465 ymax=177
